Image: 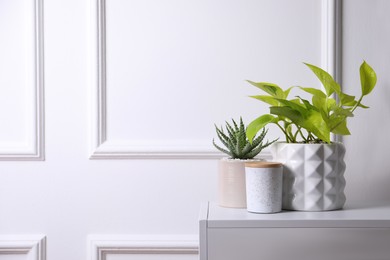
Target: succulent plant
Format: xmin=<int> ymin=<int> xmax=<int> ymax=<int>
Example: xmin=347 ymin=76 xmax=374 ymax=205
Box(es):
xmin=213 ymin=117 xmax=277 ymax=159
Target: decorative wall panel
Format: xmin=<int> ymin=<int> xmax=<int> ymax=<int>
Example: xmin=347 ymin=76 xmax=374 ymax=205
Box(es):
xmin=0 ymin=0 xmax=45 ymax=160
xmin=90 ymin=0 xmax=333 ymax=159
xmin=88 ymin=235 xmax=198 ymax=260
xmin=0 ymin=235 xmax=46 ymax=260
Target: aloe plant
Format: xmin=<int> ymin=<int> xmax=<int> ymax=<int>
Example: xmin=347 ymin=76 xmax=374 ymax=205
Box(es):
xmin=246 ymin=61 xmax=377 ymax=144
xmin=213 ymin=117 xmax=277 ymax=159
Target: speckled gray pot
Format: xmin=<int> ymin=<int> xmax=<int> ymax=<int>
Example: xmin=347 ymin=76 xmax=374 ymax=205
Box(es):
xmin=271 ymin=142 xmax=346 ymax=211
xmin=245 ymin=162 xmax=283 ymax=214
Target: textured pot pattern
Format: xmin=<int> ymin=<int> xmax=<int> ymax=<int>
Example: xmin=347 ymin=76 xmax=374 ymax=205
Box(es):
xmin=218 ymin=158 xmax=247 ymax=208
xmin=271 ymin=142 xmax=346 ymax=211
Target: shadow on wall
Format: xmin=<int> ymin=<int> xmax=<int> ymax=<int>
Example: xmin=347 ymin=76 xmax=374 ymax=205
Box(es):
xmin=368 ymin=80 xmax=390 ymax=201
xmin=343 ymin=80 xmax=390 ymax=203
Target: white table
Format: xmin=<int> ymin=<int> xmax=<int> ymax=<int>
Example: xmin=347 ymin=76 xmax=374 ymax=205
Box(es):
xmin=199 ymin=202 xmax=390 ymax=260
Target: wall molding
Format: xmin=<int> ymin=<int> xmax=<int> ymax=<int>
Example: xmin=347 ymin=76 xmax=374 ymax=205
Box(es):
xmin=88 ymin=235 xmax=198 ymax=260
xmin=322 ymin=0 xmax=342 ymax=143
xmin=0 ymin=0 xmax=45 ymax=161
xmin=89 ymin=0 xmax=235 ymax=159
xmin=90 ymin=0 xmax=341 ymax=159
xmin=0 ymin=235 xmax=46 ymax=260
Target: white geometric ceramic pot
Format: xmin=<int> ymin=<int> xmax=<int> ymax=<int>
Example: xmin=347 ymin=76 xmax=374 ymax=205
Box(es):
xmin=271 ymin=142 xmax=346 ymax=211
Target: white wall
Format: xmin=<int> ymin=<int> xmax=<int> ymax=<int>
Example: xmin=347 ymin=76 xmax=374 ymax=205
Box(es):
xmin=343 ymin=0 xmax=390 ymax=203
xmin=0 ymin=0 xmax=388 ymax=260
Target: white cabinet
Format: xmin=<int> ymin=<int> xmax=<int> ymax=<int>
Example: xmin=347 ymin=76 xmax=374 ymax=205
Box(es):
xmin=199 ymin=202 xmax=390 ymax=260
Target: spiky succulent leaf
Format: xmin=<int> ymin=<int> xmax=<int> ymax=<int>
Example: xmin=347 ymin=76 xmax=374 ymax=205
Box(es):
xmin=215 ymin=125 xmax=230 ymax=148
xmin=245 ymin=145 xmax=265 ymax=159
xmin=232 ymin=118 xmax=239 ymax=132
xmin=227 ymin=138 xmax=237 ymax=157
xmin=235 ymin=133 xmax=242 ymax=157
xmin=260 ymin=137 xmax=278 ymax=150
xmin=240 ymin=142 xmax=254 ymax=157
xmin=225 ymin=121 xmax=237 ymax=146
xmin=212 ymin=118 xmax=275 ymax=159
xmin=251 ymin=128 xmax=267 ymax=147
xmin=238 ymin=118 xmax=246 ymax=151
xmin=212 ymin=139 xmax=232 ymax=157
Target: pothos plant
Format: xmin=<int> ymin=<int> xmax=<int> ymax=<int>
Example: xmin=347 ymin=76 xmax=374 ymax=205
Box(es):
xmin=246 ymin=61 xmax=377 ymax=144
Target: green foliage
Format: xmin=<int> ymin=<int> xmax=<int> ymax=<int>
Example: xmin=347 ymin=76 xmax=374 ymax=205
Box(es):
xmin=247 ymin=61 xmax=378 ymax=144
xmin=213 ymin=117 xmax=277 ymax=159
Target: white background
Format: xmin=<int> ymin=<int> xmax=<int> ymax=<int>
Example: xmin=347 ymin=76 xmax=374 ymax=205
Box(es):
xmin=0 ymin=0 xmax=389 ymax=260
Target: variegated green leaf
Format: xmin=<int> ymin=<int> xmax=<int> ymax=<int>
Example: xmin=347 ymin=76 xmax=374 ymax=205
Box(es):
xmin=304 ymin=63 xmax=341 ymax=96
xmin=247 ymin=114 xmax=277 ymax=142
xmin=247 ymin=81 xmax=285 ymax=98
xmin=360 ymin=61 xmax=377 ymax=96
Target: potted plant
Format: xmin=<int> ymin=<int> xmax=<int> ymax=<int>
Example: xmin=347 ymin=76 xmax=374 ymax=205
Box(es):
xmin=246 ymin=61 xmax=377 ymax=211
xmin=213 ymin=117 xmax=277 ymax=208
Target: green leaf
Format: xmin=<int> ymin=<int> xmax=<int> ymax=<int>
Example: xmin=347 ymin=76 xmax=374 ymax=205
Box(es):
xmin=290 ymin=98 xmax=302 ymax=105
xmin=312 ymin=95 xmax=327 ymax=112
xmin=249 ymin=95 xmax=279 ymax=106
xmin=238 ymin=117 xmax=246 ymax=151
xmin=283 ymin=86 xmax=294 ymax=99
xmin=339 ymin=92 xmax=356 ymax=106
xmin=274 ymin=98 xmax=309 ymax=116
xmin=332 ymin=107 xmax=354 ymax=117
xmin=231 ymin=118 xmax=239 ymax=132
xmin=344 ymin=99 xmax=370 ymax=109
xmin=214 ymin=118 xmax=276 ymax=159
xmin=250 ymin=128 xmax=267 ymax=149
xmin=330 ymin=118 xmax=351 ymax=135
xmin=246 ymin=114 xmax=276 ymax=142
xmin=270 ymin=106 xmax=305 ymax=125
xmin=246 ymin=81 xmax=285 ymax=98
xmin=360 ymin=61 xmax=377 ymax=96
xmin=225 ymin=122 xmax=236 ymax=145
xmin=326 ymin=98 xmax=337 ymax=111
xmin=212 ymin=139 xmax=232 ymax=157
xmin=307 ymin=111 xmax=331 ymax=143
xmin=299 ymin=87 xmax=327 ymax=98
xmin=241 ymin=142 xmax=253 ymax=157
xmin=215 ymin=125 xmax=229 ymax=146
xmin=304 ymin=63 xmax=341 ymax=96
xmin=270 ymin=106 xmax=330 ymax=143
xmin=296 ymin=96 xmax=318 ymax=111
xmin=246 ymin=134 xmax=278 ymax=158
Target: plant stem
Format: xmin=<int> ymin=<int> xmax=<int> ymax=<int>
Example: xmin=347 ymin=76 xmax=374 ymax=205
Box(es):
xmin=297 ymin=126 xmax=308 ymax=142
xmin=293 ymin=127 xmax=300 ymax=141
xmin=276 ymin=121 xmax=293 ymax=143
xmin=285 ymin=121 xmax=297 ymax=143
xmin=285 ymin=123 xmax=295 ymax=143
xmin=308 ymin=132 xmax=315 ymax=141
xmin=351 ymin=95 xmax=363 ymax=113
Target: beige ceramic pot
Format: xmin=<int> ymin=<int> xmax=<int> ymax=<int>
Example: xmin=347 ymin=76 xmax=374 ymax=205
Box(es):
xmin=218 ymin=158 xmax=262 ymax=208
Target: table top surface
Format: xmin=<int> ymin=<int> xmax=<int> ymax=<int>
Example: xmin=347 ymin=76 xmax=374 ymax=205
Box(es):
xmin=202 ymin=201 xmax=390 ymax=228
